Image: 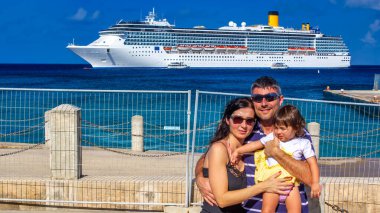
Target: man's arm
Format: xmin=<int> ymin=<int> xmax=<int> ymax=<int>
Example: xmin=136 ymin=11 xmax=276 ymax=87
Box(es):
xmin=195 ymin=154 xmax=218 ymax=206
xmin=264 ymin=138 xmax=312 ymax=186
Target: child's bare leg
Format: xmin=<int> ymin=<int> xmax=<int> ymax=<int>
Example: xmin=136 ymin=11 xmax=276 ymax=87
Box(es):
xmin=262 ymin=192 xmax=280 ymax=213
xmin=285 ymin=186 xmax=301 ymax=213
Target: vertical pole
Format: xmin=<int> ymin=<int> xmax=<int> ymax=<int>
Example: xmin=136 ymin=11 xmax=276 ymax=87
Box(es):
xmin=188 ymin=90 xmax=200 ymax=207
xmin=132 ymin=115 xmax=144 ymax=152
xmin=185 ymin=90 xmax=192 ymax=207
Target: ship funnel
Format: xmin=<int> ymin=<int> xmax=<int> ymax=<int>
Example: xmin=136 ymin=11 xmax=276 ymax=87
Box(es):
xmin=268 ymin=11 xmax=279 ymax=27
xmin=301 ymin=22 xmax=310 ymax=31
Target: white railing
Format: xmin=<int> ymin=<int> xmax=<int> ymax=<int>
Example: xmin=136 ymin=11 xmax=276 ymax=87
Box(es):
xmin=0 ymin=88 xmax=379 ymax=212
xmin=191 ymin=90 xmax=380 ymax=212
xmin=0 ymin=88 xmax=192 ymax=211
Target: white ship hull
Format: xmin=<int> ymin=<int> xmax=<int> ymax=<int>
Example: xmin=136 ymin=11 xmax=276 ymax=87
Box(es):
xmin=67 ymin=9 xmax=351 ymax=69
xmin=68 ymin=44 xmax=350 ymax=68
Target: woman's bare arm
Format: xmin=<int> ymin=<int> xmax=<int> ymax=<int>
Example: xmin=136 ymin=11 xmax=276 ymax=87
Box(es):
xmin=208 ymin=143 xmax=292 ymax=208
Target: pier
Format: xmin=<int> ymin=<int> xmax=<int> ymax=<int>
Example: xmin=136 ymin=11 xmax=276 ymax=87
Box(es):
xmin=323 ymin=89 xmax=380 ymax=104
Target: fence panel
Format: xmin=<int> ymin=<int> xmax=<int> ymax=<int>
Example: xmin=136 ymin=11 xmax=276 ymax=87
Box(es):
xmin=191 ymin=91 xmax=380 ymax=212
xmin=0 ymin=88 xmax=191 ymax=210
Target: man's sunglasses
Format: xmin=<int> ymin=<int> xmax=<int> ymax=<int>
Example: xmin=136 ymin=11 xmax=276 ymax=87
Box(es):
xmin=251 ymin=93 xmax=280 ymax=103
xmin=230 ymin=116 xmax=256 ymax=126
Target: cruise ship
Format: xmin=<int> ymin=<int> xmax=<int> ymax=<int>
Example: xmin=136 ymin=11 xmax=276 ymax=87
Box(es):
xmin=67 ymin=9 xmax=351 ymax=68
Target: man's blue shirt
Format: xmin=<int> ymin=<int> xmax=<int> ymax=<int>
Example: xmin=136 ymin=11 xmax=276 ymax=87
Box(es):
xmin=242 ymin=122 xmax=311 ymax=213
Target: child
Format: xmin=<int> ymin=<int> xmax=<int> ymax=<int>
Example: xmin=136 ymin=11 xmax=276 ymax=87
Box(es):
xmin=232 ymin=104 xmax=320 ymax=212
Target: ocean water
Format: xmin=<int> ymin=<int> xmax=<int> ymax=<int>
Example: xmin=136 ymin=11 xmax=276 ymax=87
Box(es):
xmin=0 ymin=64 xmax=378 ymax=99
xmin=0 ymin=64 xmax=379 ymax=157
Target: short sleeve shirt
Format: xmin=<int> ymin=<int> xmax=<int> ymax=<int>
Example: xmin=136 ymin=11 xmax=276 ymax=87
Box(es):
xmin=242 ymin=122 xmax=312 ymax=213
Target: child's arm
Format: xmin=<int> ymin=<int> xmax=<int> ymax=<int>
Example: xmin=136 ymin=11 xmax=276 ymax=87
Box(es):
xmin=231 ymin=141 xmax=264 ymax=164
xmin=306 ymin=156 xmax=321 ymax=198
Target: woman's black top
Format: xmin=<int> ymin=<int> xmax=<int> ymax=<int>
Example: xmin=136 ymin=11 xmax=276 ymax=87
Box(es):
xmin=200 ymin=163 xmax=247 ymax=213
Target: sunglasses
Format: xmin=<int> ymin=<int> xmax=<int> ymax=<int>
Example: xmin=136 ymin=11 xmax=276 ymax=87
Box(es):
xmin=251 ymin=93 xmax=280 ymax=103
xmin=230 ymin=115 xmax=256 ymax=126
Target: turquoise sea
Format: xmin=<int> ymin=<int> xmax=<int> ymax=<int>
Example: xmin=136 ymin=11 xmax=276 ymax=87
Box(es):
xmin=0 ymin=64 xmax=378 ymax=99
xmin=0 ymin=64 xmax=379 ymax=158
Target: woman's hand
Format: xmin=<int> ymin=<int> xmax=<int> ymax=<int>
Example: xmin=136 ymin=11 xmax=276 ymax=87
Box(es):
xmin=261 ymin=171 xmax=293 ymax=195
xmin=230 ymin=150 xmax=241 ymax=165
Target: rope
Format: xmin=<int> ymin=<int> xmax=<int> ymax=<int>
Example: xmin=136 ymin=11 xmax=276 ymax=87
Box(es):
xmin=325 ymin=201 xmax=349 ymax=212
xmin=0 ymin=140 xmax=46 ymax=157
xmin=0 ymin=122 xmax=45 ymax=137
xmin=82 ymin=120 xmax=131 ymax=136
xmin=82 ymin=139 xmax=186 ymax=157
xmin=0 ymin=115 xmax=45 ymax=122
xmin=317 ymin=127 xmax=380 ymax=139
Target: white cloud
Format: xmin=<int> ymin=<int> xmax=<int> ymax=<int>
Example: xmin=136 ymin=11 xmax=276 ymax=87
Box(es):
xmin=361 ymin=31 xmax=377 ymax=44
xmin=329 ymin=0 xmax=337 ymax=4
xmin=370 ymin=19 xmax=380 ymax=32
xmin=91 ymin=10 xmax=100 ymax=20
xmin=69 ymin=8 xmax=88 ymax=21
xmin=346 ymin=0 xmax=380 ymax=10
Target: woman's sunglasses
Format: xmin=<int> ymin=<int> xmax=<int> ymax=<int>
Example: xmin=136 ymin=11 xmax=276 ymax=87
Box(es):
xmin=251 ymin=93 xmax=280 ymax=103
xmin=230 ymin=116 xmax=256 ymax=126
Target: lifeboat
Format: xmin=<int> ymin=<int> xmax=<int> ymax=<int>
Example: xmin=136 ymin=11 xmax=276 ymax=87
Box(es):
xmin=215 ymin=45 xmax=227 ymax=52
xmin=177 ymin=45 xmax=191 ymax=51
xmin=204 ymin=45 xmax=215 ymax=51
xmin=237 ymin=46 xmax=248 ymax=52
xmin=191 ymin=45 xmax=203 ymax=51
xmin=226 ymin=46 xmax=238 ymax=53
xmin=163 ymin=47 xmax=172 ymax=51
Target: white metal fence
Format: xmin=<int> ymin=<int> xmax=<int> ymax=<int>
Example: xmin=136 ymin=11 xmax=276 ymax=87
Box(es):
xmin=191 ymin=90 xmax=380 ymax=212
xmin=0 ymin=88 xmax=379 ymax=212
xmin=0 ymin=88 xmax=192 ymax=211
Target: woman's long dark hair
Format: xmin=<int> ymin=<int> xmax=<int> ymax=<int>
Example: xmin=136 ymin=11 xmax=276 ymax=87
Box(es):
xmin=209 ymin=97 xmax=255 ymax=145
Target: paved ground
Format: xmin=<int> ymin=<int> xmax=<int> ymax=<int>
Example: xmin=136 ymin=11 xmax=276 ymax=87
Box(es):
xmin=1 ymin=143 xmax=379 ymax=178
xmin=0 ymin=143 xmax=201 ymax=178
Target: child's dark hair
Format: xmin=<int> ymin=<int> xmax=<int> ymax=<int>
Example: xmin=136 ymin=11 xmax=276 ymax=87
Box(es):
xmin=274 ymin=105 xmax=306 ymax=137
xmin=210 ymin=97 xmax=254 ymax=144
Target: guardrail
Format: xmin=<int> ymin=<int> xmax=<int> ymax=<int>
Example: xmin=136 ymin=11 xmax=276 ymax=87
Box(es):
xmin=0 ymin=88 xmax=379 ymax=212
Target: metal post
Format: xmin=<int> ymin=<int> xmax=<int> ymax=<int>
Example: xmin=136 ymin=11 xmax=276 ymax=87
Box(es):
xmin=188 ymin=90 xmax=200 ymax=207
xmin=185 ymin=90 xmax=192 ymax=208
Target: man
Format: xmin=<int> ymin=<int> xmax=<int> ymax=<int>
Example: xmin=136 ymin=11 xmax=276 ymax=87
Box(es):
xmin=195 ymin=76 xmax=313 ymax=212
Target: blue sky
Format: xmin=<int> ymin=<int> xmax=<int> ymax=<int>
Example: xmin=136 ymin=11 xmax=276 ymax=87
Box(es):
xmin=1 ymin=0 xmax=380 ymax=65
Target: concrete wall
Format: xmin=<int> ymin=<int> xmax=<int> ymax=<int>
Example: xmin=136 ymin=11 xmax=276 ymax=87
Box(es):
xmin=0 ymin=177 xmax=379 ymax=212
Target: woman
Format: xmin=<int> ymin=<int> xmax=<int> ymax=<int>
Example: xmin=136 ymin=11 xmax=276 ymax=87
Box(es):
xmin=201 ymin=97 xmax=293 ymax=213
